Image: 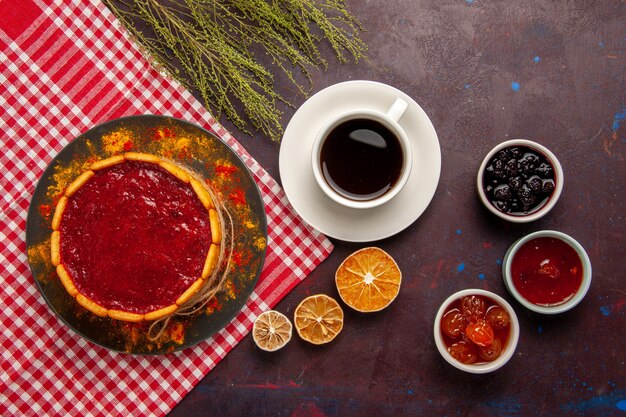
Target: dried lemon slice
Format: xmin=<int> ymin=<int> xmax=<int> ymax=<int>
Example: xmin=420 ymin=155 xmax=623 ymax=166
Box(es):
xmin=335 ymin=247 xmax=402 ymax=312
xmin=252 ymin=310 xmax=293 ymax=352
xmin=294 ymin=294 xmax=344 ymax=345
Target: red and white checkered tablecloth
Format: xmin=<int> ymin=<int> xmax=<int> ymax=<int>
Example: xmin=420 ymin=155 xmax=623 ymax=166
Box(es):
xmin=0 ymin=0 xmax=333 ymax=415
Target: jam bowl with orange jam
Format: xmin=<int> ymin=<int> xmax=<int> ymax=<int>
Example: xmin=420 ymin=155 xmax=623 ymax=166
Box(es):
xmin=502 ymin=230 xmax=592 ymax=314
xmin=434 ymin=289 xmax=520 ymax=374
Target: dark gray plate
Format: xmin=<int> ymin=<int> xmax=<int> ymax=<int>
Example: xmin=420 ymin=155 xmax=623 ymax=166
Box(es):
xmin=26 ymin=115 xmax=267 ymax=354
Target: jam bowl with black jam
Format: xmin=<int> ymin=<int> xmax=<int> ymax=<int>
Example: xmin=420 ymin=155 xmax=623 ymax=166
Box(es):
xmin=476 ymin=139 xmax=564 ymax=223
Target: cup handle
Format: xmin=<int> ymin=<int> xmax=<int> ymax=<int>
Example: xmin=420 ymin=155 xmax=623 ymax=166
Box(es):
xmin=386 ymin=98 xmax=409 ymax=122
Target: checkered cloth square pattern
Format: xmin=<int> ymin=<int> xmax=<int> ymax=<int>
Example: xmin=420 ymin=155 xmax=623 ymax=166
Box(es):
xmin=0 ymin=1 xmax=333 ymax=415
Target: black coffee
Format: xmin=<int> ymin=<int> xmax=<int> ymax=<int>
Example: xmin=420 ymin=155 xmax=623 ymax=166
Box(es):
xmin=320 ymin=118 xmax=404 ymax=201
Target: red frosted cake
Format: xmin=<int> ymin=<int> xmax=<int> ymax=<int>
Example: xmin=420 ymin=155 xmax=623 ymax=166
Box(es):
xmin=50 ymin=153 xmax=221 ymax=322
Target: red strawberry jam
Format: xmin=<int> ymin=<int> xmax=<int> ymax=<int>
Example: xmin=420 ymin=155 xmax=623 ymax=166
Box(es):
xmin=59 ymin=161 xmax=212 ymax=314
xmin=510 ymin=236 xmax=583 ymax=306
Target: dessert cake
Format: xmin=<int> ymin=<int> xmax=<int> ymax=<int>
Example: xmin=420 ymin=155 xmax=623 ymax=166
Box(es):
xmin=50 ymin=153 xmax=221 ymax=322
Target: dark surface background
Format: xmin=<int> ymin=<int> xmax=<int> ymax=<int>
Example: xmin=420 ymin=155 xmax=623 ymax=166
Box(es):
xmin=121 ymin=1 xmax=625 ymax=416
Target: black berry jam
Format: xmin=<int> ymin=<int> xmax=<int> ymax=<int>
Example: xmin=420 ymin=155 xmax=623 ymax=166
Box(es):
xmin=482 ymin=145 xmax=556 ymax=216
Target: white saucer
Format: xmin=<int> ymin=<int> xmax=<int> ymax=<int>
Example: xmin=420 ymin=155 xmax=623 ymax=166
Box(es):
xmin=279 ymin=80 xmax=441 ymax=242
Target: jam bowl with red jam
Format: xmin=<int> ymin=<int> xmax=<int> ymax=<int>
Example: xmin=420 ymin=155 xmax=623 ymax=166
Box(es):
xmin=433 ymin=289 xmax=520 ymax=374
xmin=476 ymin=139 xmax=564 ymax=223
xmin=503 ymin=230 xmax=592 ymax=314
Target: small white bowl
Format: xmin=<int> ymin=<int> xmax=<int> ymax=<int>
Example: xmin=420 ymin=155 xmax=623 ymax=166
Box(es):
xmin=433 ymin=289 xmax=520 ymax=374
xmin=502 ymin=230 xmax=592 ymax=314
xmin=476 ymin=139 xmax=564 ymax=223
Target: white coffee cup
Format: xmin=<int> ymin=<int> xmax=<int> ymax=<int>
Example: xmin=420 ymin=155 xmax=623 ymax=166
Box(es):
xmin=311 ymin=98 xmax=412 ymax=209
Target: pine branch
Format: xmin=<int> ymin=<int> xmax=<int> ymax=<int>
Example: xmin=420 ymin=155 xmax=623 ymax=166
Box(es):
xmin=103 ymin=0 xmax=367 ymax=141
